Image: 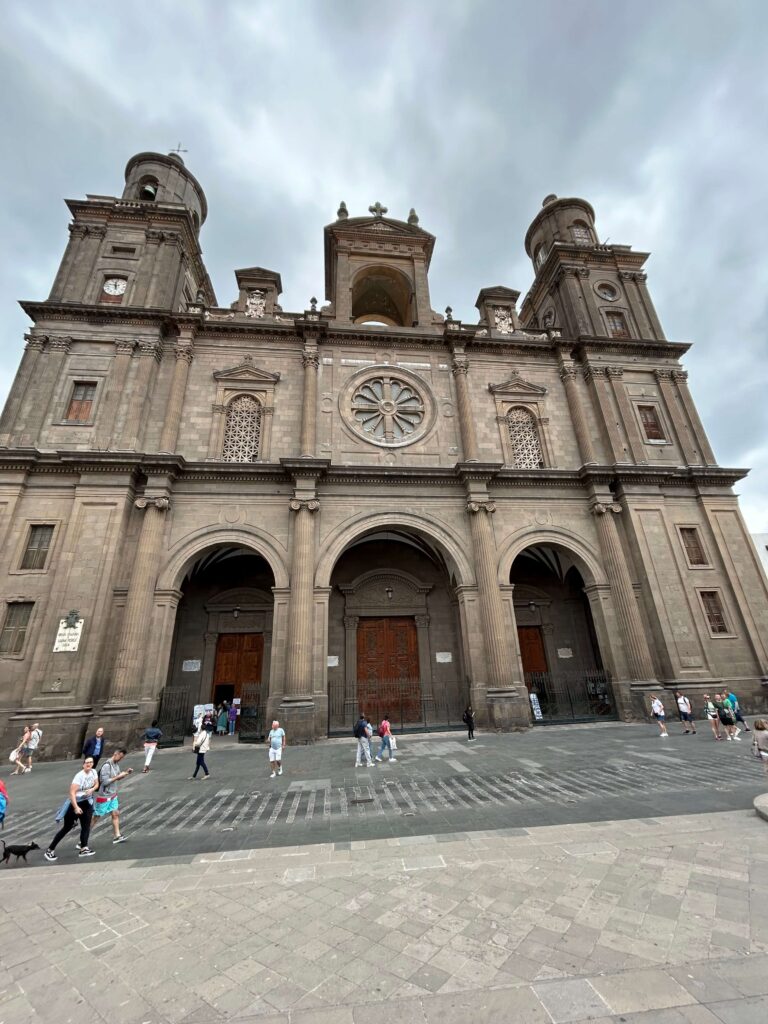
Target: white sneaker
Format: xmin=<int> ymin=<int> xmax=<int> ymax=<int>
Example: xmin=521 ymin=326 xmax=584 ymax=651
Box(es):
xmin=270 ymin=772 xmax=276 ymax=778
xmin=390 ymin=758 xmax=397 ymax=762
xmin=660 ymin=733 xmax=668 ymax=738
xmin=375 ymin=756 xmax=382 ymax=762
xmin=278 ymin=767 xmax=283 ymax=775
xmin=733 ymin=736 xmax=742 ymax=741
xmin=734 ymin=728 xmax=741 ymax=736
xmin=727 ymin=735 xmax=733 ymax=741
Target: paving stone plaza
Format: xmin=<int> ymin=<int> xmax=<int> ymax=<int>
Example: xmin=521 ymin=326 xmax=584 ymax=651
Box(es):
xmin=1 ymin=725 xmax=767 ymax=1023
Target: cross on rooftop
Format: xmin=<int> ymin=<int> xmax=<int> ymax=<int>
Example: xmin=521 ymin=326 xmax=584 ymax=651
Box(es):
xmin=170 ymin=142 xmax=188 ymax=156
xmin=368 ymin=201 xmax=388 ymax=218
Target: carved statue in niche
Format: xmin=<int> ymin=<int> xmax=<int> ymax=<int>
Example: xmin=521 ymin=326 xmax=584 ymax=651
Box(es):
xmin=245 ymin=290 xmax=267 ymax=318
xmin=493 ymin=307 xmax=514 ymax=335
xmin=542 ymin=309 xmax=555 ymax=327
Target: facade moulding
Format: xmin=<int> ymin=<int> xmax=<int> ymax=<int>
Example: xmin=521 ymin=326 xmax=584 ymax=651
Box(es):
xmin=571 ymin=337 xmax=691 ymax=358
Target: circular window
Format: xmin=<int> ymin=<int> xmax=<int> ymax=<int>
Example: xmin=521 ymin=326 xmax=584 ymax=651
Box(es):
xmin=595 ymin=282 xmax=619 ymax=301
xmin=340 ymin=366 xmax=436 ymax=448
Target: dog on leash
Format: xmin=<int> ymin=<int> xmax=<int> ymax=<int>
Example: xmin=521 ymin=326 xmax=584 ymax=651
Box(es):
xmin=1 ymin=840 xmax=40 ymax=865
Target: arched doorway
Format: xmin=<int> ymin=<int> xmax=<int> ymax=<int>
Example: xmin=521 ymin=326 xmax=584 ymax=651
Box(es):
xmin=326 ymin=529 xmax=467 ymax=733
xmin=510 ymin=544 xmax=615 ymax=722
xmin=162 ymin=546 xmax=276 ymax=740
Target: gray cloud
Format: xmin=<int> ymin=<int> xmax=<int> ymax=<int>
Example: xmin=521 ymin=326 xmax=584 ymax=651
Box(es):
xmin=1 ymin=0 xmax=766 ymax=527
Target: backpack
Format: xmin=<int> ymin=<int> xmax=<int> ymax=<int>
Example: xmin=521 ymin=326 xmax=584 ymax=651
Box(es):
xmin=378 ymin=722 xmax=387 ymax=738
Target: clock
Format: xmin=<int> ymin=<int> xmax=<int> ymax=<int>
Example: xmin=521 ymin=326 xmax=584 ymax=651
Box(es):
xmin=103 ymin=277 xmax=127 ymax=296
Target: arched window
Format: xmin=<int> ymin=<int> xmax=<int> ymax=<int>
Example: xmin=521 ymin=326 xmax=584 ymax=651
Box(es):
xmin=222 ymin=395 xmax=262 ymax=462
xmin=571 ymin=221 xmax=592 ymax=246
xmin=534 ymin=243 xmax=547 ymax=269
xmin=137 ymin=176 xmax=159 ymax=201
xmin=507 ymin=407 xmax=544 ymax=468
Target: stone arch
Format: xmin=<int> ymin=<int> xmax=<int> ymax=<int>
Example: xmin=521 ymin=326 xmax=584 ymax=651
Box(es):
xmin=158 ymin=526 xmax=290 ymax=592
xmin=350 ymin=263 xmax=415 ymax=326
xmin=315 ymin=511 xmax=474 ymax=589
xmin=496 ymin=526 xmax=606 ymax=587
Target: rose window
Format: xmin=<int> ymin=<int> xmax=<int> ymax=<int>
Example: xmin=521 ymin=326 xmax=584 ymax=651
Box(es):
xmin=350 ymin=375 xmax=425 ymax=445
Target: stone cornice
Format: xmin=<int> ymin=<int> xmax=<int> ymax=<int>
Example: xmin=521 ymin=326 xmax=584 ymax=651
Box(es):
xmin=571 ymin=336 xmax=691 ymax=358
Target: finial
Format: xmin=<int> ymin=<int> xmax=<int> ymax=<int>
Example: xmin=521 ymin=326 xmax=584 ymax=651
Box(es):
xmin=407 ymin=208 xmax=419 ymax=226
xmin=310 ymin=296 xmax=317 ymax=312
xmin=337 ymin=201 xmax=348 ymax=220
xmin=169 ymin=142 xmax=188 ymax=160
xmin=368 ymin=201 xmax=388 ymax=218
xmin=542 ymin=194 xmax=557 ymax=206
xmin=445 ymin=306 xmax=453 ymax=322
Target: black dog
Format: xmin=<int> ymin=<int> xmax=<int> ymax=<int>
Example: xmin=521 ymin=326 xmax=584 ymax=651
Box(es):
xmin=1 ymin=840 xmax=40 ymax=865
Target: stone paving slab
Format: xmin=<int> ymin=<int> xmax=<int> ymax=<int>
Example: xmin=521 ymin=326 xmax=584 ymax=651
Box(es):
xmin=1 ymin=808 xmax=767 ymax=1023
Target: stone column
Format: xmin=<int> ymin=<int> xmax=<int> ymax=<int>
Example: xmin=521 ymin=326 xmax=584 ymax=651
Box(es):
xmin=0 ymin=335 xmax=46 ymax=445
xmin=672 ymin=369 xmax=716 ymax=465
xmin=590 ymin=499 xmax=656 ymax=685
xmin=414 ymin=613 xmax=434 ymax=706
xmin=584 ymin=365 xmax=627 ymax=462
xmin=30 ymin=336 xmax=72 ymax=445
xmin=281 ymin=498 xmax=319 ymax=739
xmin=94 ymin=341 xmax=134 ymax=450
xmin=558 ymin=357 xmax=597 ymax=465
xmin=451 ymin=354 xmax=479 ymax=461
xmin=343 ymin=615 xmax=359 ymax=710
xmin=122 ymin=339 xmax=161 ymax=450
xmin=159 ymin=337 xmax=194 ymax=452
xmin=622 ymin=271 xmax=665 ymax=340
xmin=299 ymin=349 xmax=319 ymax=457
xmin=109 ymin=495 xmax=171 ymax=707
xmin=606 ymin=366 xmax=646 ymax=463
xmin=654 ymin=369 xmax=699 ymax=465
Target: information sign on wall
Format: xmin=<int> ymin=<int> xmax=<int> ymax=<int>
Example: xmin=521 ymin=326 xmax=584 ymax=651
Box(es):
xmin=53 ymin=617 xmax=84 ymax=653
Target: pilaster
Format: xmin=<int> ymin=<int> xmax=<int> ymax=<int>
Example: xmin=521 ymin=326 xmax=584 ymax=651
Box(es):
xmin=672 ymin=369 xmax=716 ymax=465
xmin=159 ymin=329 xmax=195 ymax=453
xmin=450 ymin=345 xmax=479 ymax=462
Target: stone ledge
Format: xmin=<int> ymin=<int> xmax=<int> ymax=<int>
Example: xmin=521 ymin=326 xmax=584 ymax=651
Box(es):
xmin=754 ymin=792 xmax=768 ymax=823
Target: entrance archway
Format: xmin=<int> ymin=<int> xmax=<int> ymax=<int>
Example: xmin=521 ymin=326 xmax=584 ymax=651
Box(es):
xmin=162 ymin=546 xmax=276 ymax=740
xmin=326 ymin=529 xmax=468 ymax=733
xmin=510 ymin=544 xmax=615 ymax=722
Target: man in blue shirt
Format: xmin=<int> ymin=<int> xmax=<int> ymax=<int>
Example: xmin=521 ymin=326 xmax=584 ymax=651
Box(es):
xmin=82 ymin=727 xmax=106 ymax=768
xmin=267 ymin=720 xmax=286 ymax=778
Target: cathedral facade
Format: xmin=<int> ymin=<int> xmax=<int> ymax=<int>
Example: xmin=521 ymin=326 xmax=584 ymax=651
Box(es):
xmin=1 ymin=152 xmax=767 ymax=757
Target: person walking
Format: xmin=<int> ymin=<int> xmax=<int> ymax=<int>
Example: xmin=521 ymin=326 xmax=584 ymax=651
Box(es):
xmin=752 ymin=720 xmax=768 ymax=776
xmin=650 ymin=695 xmax=669 ymax=737
xmin=44 ymin=756 xmax=99 ymax=861
xmin=142 ymin=720 xmax=163 ymax=772
xmin=354 ymin=713 xmax=374 ymax=767
xmin=715 ymin=693 xmax=740 ymax=740
xmin=94 ymin=747 xmax=132 ymax=844
xmin=82 ymin=727 xmax=106 ymax=769
xmin=375 ymin=713 xmax=397 ymax=763
xmin=463 ymin=705 xmax=475 ymax=742
xmin=267 ymin=720 xmax=286 ymax=778
xmin=189 ymin=725 xmax=211 ymax=779
xmin=675 ymin=691 xmax=697 ymax=734
xmin=703 ymin=694 xmax=721 ymax=740
xmin=11 ymin=724 xmax=31 ymax=775
xmin=726 ymin=690 xmax=750 ymax=732
xmin=227 ymin=703 xmax=238 ymax=735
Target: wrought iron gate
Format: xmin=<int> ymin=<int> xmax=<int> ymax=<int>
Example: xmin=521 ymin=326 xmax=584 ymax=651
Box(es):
xmin=237 ymin=683 xmax=266 ymax=744
xmin=524 ymin=670 xmax=616 ymax=723
xmin=328 ymin=676 xmax=467 ymax=736
xmin=155 ymin=687 xmax=190 ymax=747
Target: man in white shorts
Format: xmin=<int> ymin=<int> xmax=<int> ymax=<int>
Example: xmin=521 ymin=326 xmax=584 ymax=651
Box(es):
xmin=267 ymin=720 xmax=286 ymax=778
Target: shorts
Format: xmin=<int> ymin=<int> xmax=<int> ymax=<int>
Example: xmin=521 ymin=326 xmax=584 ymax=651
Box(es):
xmin=21 ymin=746 xmax=33 ymax=756
xmin=653 ymin=713 xmax=665 ymax=721
xmin=93 ymin=795 xmax=118 ymax=816
xmin=679 ymin=711 xmax=693 ymax=722
xmin=268 ymin=747 xmax=283 ymax=762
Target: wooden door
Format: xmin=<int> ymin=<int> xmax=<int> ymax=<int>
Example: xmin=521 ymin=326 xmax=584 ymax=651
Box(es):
xmin=212 ymin=633 xmax=263 ymax=711
xmin=517 ymin=625 xmax=548 ymax=676
xmin=357 ymin=617 xmax=420 ymax=723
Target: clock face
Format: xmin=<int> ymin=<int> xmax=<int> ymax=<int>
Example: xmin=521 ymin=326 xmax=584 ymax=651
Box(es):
xmin=103 ymin=277 xmax=127 ymax=296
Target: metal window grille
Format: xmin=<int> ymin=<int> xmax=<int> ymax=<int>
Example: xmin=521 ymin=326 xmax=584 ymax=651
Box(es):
xmin=0 ymin=602 xmax=33 ymax=655
xmin=20 ymin=525 xmax=54 ymax=570
xmin=605 ymin=311 xmax=630 ymax=338
xmin=571 ymin=223 xmax=592 ymax=245
xmin=507 ymin=407 xmax=544 ymax=468
xmin=700 ymin=591 xmax=728 ymax=634
xmin=222 ymin=395 xmax=262 ymax=462
xmin=680 ymin=527 xmax=707 ymax=566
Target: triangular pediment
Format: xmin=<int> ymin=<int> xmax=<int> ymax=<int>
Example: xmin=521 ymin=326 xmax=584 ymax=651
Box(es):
xmin=213 ymin=359 xmax=280 ymax=384
xmin=488 ymin=372 xmax=547 ymax=396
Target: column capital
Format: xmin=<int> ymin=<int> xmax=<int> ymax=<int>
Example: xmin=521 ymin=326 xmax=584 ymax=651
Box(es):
xmin=414 ymin=614 xmax=430 ymax=628
xmin=115 ymin=340 xmax=136 ymax=356
xmin=466 ymin=500 xmax=496 ymax=515
xmin=174 ymin=344 xmax=194 ymax=364
xmin=68 ymin=222 xmax=88 ymax=238
xmin=24 ymin=334 xmax=47 ymax=352
xmin=289 ymin=498 xmax=320 ymax=513
xmin=583 ymin=365 xmax=606 ymax=383
xmin=654 ymin=368 xmax=674 ymax=382
xmin=135 ymin=496 xmax=171 ymax=512
xmin=606 ymin=366 xmax=624 ymax=379
xmin=145 ymin=228 xmax=164 ymax=244
xmin=302 ymin=351 xmax=320 ymax=369
xmin=48 ymin=335 xmax=72 ymax=352
xmin=558 ymin=365 xmax=578 ymax=383
xmin=451 ymin=359 xmax=469 ymax=376
xmin=343 ymin=615 xmax=359 ymax=629
xmin=590 ymin=500 xmax=622 ymax=516
xmin=138 ymin=339 xmax=162 ymax=360
xmin=672 ymin=368 xmax=689 ymax=383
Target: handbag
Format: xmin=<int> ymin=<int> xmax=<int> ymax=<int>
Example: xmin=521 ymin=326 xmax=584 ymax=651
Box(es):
xmin=9 ymin=748 xmax=19 ymax=763
xmin=390 ymin=735 xmax=397 ymax=751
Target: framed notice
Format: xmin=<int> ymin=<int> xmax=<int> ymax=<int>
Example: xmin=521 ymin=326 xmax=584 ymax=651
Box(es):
xmin=53 ymin=617 xmax=84 ymax=653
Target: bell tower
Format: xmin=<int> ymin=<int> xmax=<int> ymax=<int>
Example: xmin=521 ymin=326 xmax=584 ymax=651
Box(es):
xmin=47 ymin=151 xmax=214 ymax=311
xmin=323 ymin=202 xmax=442 ymax=327
xmin=520 ymin=194 xmax=666 ymax=342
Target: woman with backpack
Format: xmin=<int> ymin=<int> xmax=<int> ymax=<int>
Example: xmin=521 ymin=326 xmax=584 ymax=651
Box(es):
xmin=714 ymin=693 xmax=740 ymax=741
xmin=375 ymin=714 xmax=397 ymax=763
xmin=189 ymin=724 xmax=211 ymax=779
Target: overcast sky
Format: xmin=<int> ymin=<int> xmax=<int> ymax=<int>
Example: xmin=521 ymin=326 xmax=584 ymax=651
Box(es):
xmin=1 ymin=0 xmax=766 ymax=529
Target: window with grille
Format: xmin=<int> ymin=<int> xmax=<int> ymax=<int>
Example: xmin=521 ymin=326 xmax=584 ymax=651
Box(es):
xmin=679 ymin=527 xmax=708 ymax=566
xmin=222 ymin=395 xmax=262 ymax=462
xmin=0 ymin=603 xmax=33 ymax=655
xmin=638 ymin=404 xmax=665 ymax=441
xmin=20 ymin=525 xmax=54 ymax=570
xmin=699 ymin=590 xmax=729 ymax=634
xmin=605 ymin=311 xmax=630 ymax=338
xmin=65 ymin=382 xmax=97 ymax=423
xmin=571 ymin=221 xmax=592 ymax=245
xmin=534 ymin=244 xmax=547 ymax=269
xmin=507 ymin=407 xmax=544 ymax=468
